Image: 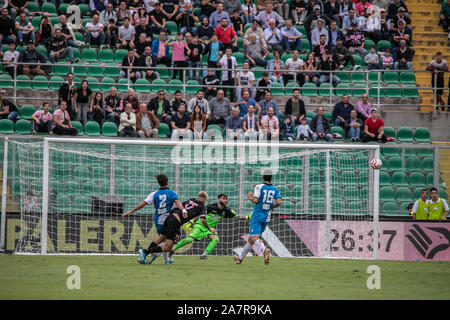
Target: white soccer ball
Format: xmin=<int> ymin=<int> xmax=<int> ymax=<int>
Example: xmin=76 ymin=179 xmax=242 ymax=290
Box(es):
xmin=370 ymin=158 xmax=382 ymax=170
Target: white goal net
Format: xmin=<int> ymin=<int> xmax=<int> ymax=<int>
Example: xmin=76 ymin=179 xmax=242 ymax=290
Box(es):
xmin=11 ymin=138 xmax=380 ymax=259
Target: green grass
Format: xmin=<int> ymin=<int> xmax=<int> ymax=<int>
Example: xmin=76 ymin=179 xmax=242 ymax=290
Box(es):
xmin=0 ymin=255 xmax=449 ymax=299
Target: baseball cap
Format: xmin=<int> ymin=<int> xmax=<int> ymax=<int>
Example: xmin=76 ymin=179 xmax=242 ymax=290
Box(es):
xmin=380 ymin=8 xmax=386 ymax=12
xmin=370 ymin=108 xmax=378 ymax=113
xmin=398 ymin=7 xmax=405 ymax=11
xmin=314 ymin=5 xmax=320 ymax=10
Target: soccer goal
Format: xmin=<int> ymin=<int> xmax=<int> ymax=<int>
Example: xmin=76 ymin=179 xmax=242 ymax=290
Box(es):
xmin=7 ymin=138 xmax=380 ymax=259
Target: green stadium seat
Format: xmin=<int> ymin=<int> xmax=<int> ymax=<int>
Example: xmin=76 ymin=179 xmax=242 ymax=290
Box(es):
xmin=41 ymin=2 xmax=57 ymax=15
xmin=295 ymin=25 xmax=307 ymax=35
xmin=382 ymin=71 xmax=399 ymax=84
xmin=395 ymin=187 xmax=412 ymax=202
xmin=383 ymin=127 xmax=396 ymax=140
xmin=396 ymin=127 xmax=413 ymax=142
xmin=81 ymin=48 xmax=98 ymax=62
xmin=343 ymin=186 xmax=360 ymax=201
xmin=16 ymin=74 xmax=31 ymax=89
xmin=382 ymin=202 xmax=399 ymax=215
xmin=87 ymin=63 xmax=104 ymax=77
xmin=114 ymin=49 xmax=128 ymax=62
xmin=100 ymin=77 xmax=116 ymax=92
xmin=281 ymin=53 xmax=292 ymax=63
xmin=49 ymin=75 xmax=64 ymax=90
xmin=405 ymin=156 xmax=422 ymax=171
xmin=78 ymin=3 xmax=91 ymax=14
xmin=232 ymin=52 xmax=245 ymax=65
xmin=301 ymin=38 xmax=311 ymax=51
xmin=103 ymin=63 xmax=120 ymax=78
xmin=73 ymin=61 xmax=87 ymax=77
xmin=369 ymin=84 xmax=386 ymax=98
xmin=291 ymin=185 xmax=302 ymax=200
xmin=391 ymin=172 xmax=409 ymax=186
xmin=158 ymin=122 xmax=170 ymax=138
xmin=84 ymin=121 xmax=101 ymax=136
xmin=19 ymin=105 xmax=36 ymax=120
xmin=413 ymin=127 xmax=431 ymax=143
xmin=309 ymin=185 xmax=324 ymax=201
xmin=336 ymin=71 xmax=350 ymax=83
xmin=350 ymin=72 xmax=365 ymax=83
xmin=352 ymin=83 xmax=367 ymax=97
xmin=168 ymin=79 xmax=182 ymax=93
xmin=368 ymin=71 xmax=381 ymax=83
xmin=335 ymin=82 xmax=351 ymax=96
xmin=32 ymin=75 xmax=49 ymax=90
xmin=363 ymin=39 xmax=375 ymax=52
xmin=165 ymin=21 xmax=178 ymax=34
xmin=351 ymin=54 xmax=364 ymax=67
xmin=0 ymin=74 xmax=13 ymax=88
xmin=82 ymin=181 xmax=98 ymax=196
xmin=134 ymin=78 xmax=151 ymax=93
xmin=73 ymin=165 xmax=91 ymax=182
xmin=399 ymin=72 xmax=416 ymax=84
xmin=101 ymin=122 xmax=118 ymax=136
xmin=379 ymin=171 xmax=391 ymax=185
xmin=426 ymin=173 xmax=443 ymax=187
xmin=71 ymin=121 xmax=84 ymax=136
xmin=319 ymin=83 xmax=335 ymax=96
xmin=311 ymin=201 xmax=325 ymax=214
xmin=422 ymin=157 xmax=434 ymax=171
xmin=185 ymin=80 xmax=200 ymax=94
xmin=379 ymin=186 xmax=395 ymax=202
xmin=403 ymin=84 xmax=419 ymax=98
xmin=285 ymin=82 xmax=300 ymax=96
xmin=98 ymin=49 xmax=115 ymax=63
xmin=63 ymin=181 xmax=81 ymax=195
xmin=82 ymin=17 xmax=92 ymax=28
xmin=156 ymin=64 xmax=170 ymax=79
xmin=151 ymin=79 xmax=167 ymax=92
xmin=329 ymin=126 xmax=345 ymax=138
xmin=409 ymin=172 xmax=425 ymax=187
xmin=302 ymin=82 xmax=317 ymax=96
xmin=14 ymin=119 xmax=31 ymax=134
xmin=26 ymin=1 xmax=40 ymax=13
xmin=73 ymin=196 xmax=91 ymax=213
xmin=117 ymin=78 xmax=131 ymax=92
xmin=116 ymin=182 xmax=135 ymax=197
xmin=85 ymin=76 xmax=100 ymax=91
xmin=386 ymin=84 xmax=402 ymax=98
xmin=387 ymin=156 xmax=403 ymax=171
xmin=92 ymin=167 xmax=107 ymax=181
xmin=270 ymin=82 xmax=284 ymax=95
xmin=73 ymin=31 xmax=85 ymax=43
xmin=376 ymin=40 xmax=391 ymax=51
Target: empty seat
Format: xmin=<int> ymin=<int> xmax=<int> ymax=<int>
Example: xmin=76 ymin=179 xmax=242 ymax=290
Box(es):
xmin=395 ymin=187 xmax=412 ymax=202
xmin=391 ymin=172 xmax=409 ymax=186
xmin=409 ymin=172 xmax=425 ymax=186
xmin=413 ymin=127 xmax=431 ymax=143
xmin=396 ymin=127 xmax=413 ymax=142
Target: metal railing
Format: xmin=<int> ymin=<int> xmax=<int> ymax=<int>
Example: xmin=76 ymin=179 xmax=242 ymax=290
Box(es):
xmin=1 ymin=61 xmax=448 ymax=114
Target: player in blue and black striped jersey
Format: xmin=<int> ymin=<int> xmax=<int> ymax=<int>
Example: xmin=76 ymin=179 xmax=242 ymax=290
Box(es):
xmin=234 ymin=172 xmax=281 ymax=265
xmin=122 ymin=174 xmax=186 ymax=265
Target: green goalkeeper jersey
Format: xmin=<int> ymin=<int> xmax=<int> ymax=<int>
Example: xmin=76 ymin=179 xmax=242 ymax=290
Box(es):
xmin=196 ymin=203 xmax=238 ymax=229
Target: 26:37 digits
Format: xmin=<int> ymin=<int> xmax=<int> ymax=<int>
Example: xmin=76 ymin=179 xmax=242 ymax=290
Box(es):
xmin=329 ymin=229 xmax=397 ymax=253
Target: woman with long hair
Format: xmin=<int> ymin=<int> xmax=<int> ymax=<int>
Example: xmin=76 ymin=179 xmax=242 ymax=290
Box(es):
xmin=89 ymin=92 xmax=106 ymax=125
xmin=242 ymin=0 xmax=257 ymax=24
xmin=73 ymin=80 xmax=94 ymax=125
xmin=304 ymin=52 xmax=319 ymax=85
xmin=190 ymin=104 xmax=207 ymax=140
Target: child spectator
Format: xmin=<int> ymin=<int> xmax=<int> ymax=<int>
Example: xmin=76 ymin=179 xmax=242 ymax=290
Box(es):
xmin=364 ymin=45 xmax=380 ymax=70
xmin=381 ymin=48 xmax=393 ymax=70
xmin=296 ymin=117 xmax=313 ymax=141
xmin=280 ymin=116 xmax=296 ymax=141
xmin=168 ymin=32 xmax=189 ymax=81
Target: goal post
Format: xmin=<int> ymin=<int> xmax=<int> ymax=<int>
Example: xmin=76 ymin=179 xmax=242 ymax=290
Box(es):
xmin=11 ymin=137 xmax=380 ymax=259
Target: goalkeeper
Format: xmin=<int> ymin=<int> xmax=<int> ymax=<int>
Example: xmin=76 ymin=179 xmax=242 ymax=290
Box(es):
xmin=172 ymin=193 xmax=249 ymax=260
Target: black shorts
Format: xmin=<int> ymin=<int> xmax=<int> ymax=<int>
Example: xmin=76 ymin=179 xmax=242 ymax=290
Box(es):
xmin=161 ymin=214 xmax=181 ymax=240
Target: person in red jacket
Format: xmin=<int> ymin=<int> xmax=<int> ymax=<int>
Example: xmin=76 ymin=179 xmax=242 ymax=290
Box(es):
xmin=214 ymin=18 xmax=238 ymax=52
xmin=362 ymin=108 xmax=387 ymax=143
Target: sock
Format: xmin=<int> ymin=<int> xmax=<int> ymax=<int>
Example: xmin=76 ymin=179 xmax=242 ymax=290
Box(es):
xmin=203 ymin=237 xmax=219 ymax=256
xmin=156 ymin=242 xmax=166 ymax=257
xmin=174 ymin=237 xmax=194 ymax=251
xmin=148 ymin=246 xmax=163 ymax=254
xmin=254 ymin=239 xmax=266 ymax=255
xmin=239 ymin=242 xmax=253 ymax=261
xmin=163 ymin=252 xmax=169 ymax=262
xmin=144 ymin=241 xmax=158 ymax=255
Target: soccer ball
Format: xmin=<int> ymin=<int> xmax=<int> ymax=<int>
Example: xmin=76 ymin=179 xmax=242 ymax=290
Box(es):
xmin=370 ymin=158 xmax=382 ymax=170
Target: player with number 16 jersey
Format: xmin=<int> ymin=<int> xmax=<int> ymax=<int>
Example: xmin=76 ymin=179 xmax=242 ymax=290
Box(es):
xmin=249 ymin=183 xmax=281 ymax=235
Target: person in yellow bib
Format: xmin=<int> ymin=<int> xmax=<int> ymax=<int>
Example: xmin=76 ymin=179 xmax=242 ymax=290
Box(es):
xmin=428 ymin=187 xmax=449 ymax=221
xmin=411 ymin=189 xmax=429 ymax=220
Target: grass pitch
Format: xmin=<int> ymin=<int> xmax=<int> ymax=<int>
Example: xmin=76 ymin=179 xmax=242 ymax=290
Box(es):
xmin=0 ymin=254 xmax=449 ymax=300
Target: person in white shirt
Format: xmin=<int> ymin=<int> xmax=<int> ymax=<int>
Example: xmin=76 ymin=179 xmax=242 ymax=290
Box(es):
xmin=296 ymin=117 xmax=313 ymax=140
xmin=219 ymin=47 xmax=238 ymax=101
xmin=187 ymin=90 xmax=211 ymax=119
xmin=99 ymin=3 xmax=118 ymax=26
xmin=119 ymin=103 xmax=138 ymax=137
xmin=235 ymin=61 xmax=256 ymax=100
xmin=283 ymin=49 xmax=304 ymax=86
xmin=3 ymin=42 xmax=19 ymax=77
xmin=85 ymin=13 xmax=105 ymax=45
xmin=264 ymin=18 xmax=283 ymax=51
xmin=118 ymin=17 xmax=136 ymax=49
xmin=242 ymin=104 xmax=260 ymax=140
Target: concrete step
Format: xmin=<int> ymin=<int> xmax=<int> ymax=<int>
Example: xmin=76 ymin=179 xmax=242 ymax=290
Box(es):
xmin=410 ymin=11 xmax=440 ymax=18
xmin=412 ymin=39 xmax=450 ymax=47
xmin=408 ymin=3 xmax=442 ymax=11
xmin=412 ymin=18 xmax=442 ymax=26
xmin=412 ymin=25 xmax=445 ymax=32
xmin=408 ymin=0 xmax=440 ymax=4
xmin=414 ymin=32 xmax=450 ymax=40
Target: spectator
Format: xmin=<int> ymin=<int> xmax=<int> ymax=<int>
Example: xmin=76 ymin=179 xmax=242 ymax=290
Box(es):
xmin=243 ymin=19 xmax=267 ymax=49
xmin=358 ymin=8 xmax=378 ymax=42
xmin=375 ymin=8 xmax=391 ymax=43
xmin=245 ymin=33 xmax=269 ymax=68
xmin=234 ymin=88 xmax=260 ymax=117
xmin=3 ymin=42 xmax=18 ymax=77
xmin=304 ymin=52 xmax=320 ymax=85
xmin=283 ymin=49 xmax=305 ymax=86
xmin=242 ymin=104 xmax=260 ymax=140
xmin=242 ymin=0 xmax=257 ymax=25
xmin=90 ymin=0 xmax=108 ymax=16
xmin=133 ymin=7 xmax=149 ymax=26
xmin=86 ymin=13 xmax=106 ymax=46
xmin=188 ymin=90 xmax=210 ymax=118
xmin=168 ymin=90 xmax=187 ymax=124
xmin=285 ymin=88 xmax=306 ymax=124
xmin=177 ymin=2 xmax=198 ymax=35
xmin=304 ymin=5 xmax=330 ymax=33
xmin=209 ymin=89 xmax=232 ymax=126
xmin=121 ymin=88 xmax=140 ymax=113
xmin=161 ymin=0 xmax=179 ymax=22
xmin=355 ymin=0 xmax=372 ymax=18
xmin=209 ymin=3 xmax=231 ymax=29
xmin=411 ymin=189 xmax=429 ymax=220
xmin=136 ymin=103 xmax=159 ymax=138
xmin=118 ymin=17 xmax=136 ymax=49
xmin=52 ymin=101 xmax=78 ymax=136
xmin=313 ymin=34 xmax=332 ymax=63
xmin=203 ymin=33 xmax=224 ymax=77
xmin=388 ymin=0 xmax=408 ymax=20
xmin=37 ymin=15 xmax=52 ymax=46
xmin=332 ymin=36 xmax=357 ymax=70
xmin=105 ymin=86 xmax=122 ymax=124
xmin=224 ymin=0 xmax=242 ymax=16
xmin=219 ymin=47 xmax=237 ymax=102
xmin=338 ymin=0 xmax=355 ymax=27
xmin=0 ymin=7 xmax=16 ymax=45
xmin=290 ymin=0 xmax=308 ymax=26
xmin=328 ymin=19 xmax=344 ymax=47
xmin=280 ymin=115 xmax=295 ymax=141
xmin=149 ymin=3 xmax=167 ymax=34
xmin=58 ymin=72 xmax=76 ymax=119
xmin=105 ymin=18 xmax=120 ymax=49
xmin=186 ymin=34 xmax=203 ymax=82
xmin=281 ymin=18 xmax=302 ymax=51
xmin=31 ymin=102 xmax=53 ymax=135
xmin=225 ymin=107 xmax=244 ymax=140
xmin=199 ymin=0 xmax=216 ymax=19
xmin=99 ymin=3 xmax=118 ymax=26
xmin=197 ymin=17 xmax=214 ymax=44
xmin=89 ymin=92 xmax=105 ymax=126
xmin=342 ymin=9 xmax=358 ymax=36
xmin=235 ymin=61 xmax=256 ymax=101
xmin=394 ymin=40 xmax=414 ymax=71
xmin=255 ymin=71 xmax=271 ymax=102
xmin=48 ymin=28 xmax=75 ymax=64
xmin=426 ymin=52 xmax=449 ymax=112
xmin=120 ymin=49 xmax=141 ymax=82
xmin=151 ymin=30 xmax=171 ymax=67
xmin=311 ymin=19 xmax=328 ymax=48
xmin=296 ymin=117 xmax=313 ymax=141
xmin=148 ymin=89 xmax=171 ymax=122
xmin=391 ymin=19 xmax=412 ymax=48
xmin=203 ymin=68 xmax=220 ymax=99
xmin=372 ymin=0 xmax=389 ymax=11
xmin=258 ymin=91 xmax=279 ymax=117
xmin=391 ymin=6 xmax=411 ymax=32
xmin=8 ymin=0 xmax=29 ymax=20
xmin=345 ymin=22 xmax=367 ymax=58
xmin=135 ymin=17 xmax=154 ymax=45
xmin=136 ymin=32 xmax=149 ymax=55
xmin=310 ymin=106 xmax=333 ymax=142
xmin=171 ymin=103 xmax=193 ymax=140
xmin=346 ymin=109 xmax=363 ymax=142
xmin=266 ymin=50 xmax=285 ymax=87
xmin=73 ymin=80 xmax=94 ymax=125
xmin=332 ymin=94 xmax=354 ymax=128
xmin=264 ymin=19 xmax=283 ymax=51
xmin=15 ymin=12 xmax=34 ymax=44
xmin=230 ymin=9 xmax=244 ymax=38
xmin=260 ymin=106 xmax=279 ymax=140
xmin=324 ymin=0 xmax=339 ymax=22
xmin=362 ymin=108 xmax=387 ymax=143
xmin=318 ymin=49 xmax=340 ymax=86
xmin=54 ymin=15 xmax=78 ymax=48
xmin=138 ymin=46 xmax=158 ymax=82
xmin=215 ymin=17 xmax=238 ymax=52
xmin=256 ymin=3 xmax=285 ymax=29
xmin=18 ymin=40 xmax=48 ymax=76
xmin=190 ymin=104 xmax=208 ymax=140
xmin=273 ymin=0 xmax=290 ymax=23
xmin=116 ymin=1 xmax=132 ymax=27
xmin=355 ymin=93 xmax=372 ymax=121
xmin=0 ymin=95 xmax=18 ymax=121
xmin=118 ymin=103 xmax=138 ymax=137
xmin=440 ymin=0 xmax=450 ymax=38
xmin=380 ymin=48 xmax=394 ymax=70
xmin=364 ymin=45 xmax=380 ymax=70
xmin=428 ymin=187 xmax=449 ymax=221
xmin=167 ymin=32 xmax=189 ymax=81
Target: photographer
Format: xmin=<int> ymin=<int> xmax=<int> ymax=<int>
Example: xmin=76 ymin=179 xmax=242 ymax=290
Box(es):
xmin=176 ymin=2 xmax=198 ymax=35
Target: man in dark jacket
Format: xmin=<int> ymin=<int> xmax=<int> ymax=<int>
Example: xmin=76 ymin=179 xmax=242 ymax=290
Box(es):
xmin=58 ymin=72 xmax=77 ymax=119
xmin=284 ymin=88 xmax=306 ymax=124
xmin=147 ymin=89 xmax=171 ymax=123
xmin=332 ymin=94 xmax=354 ymax=127
xmin=0 ymin=7 xmax=17 ymax=45
xmin=120 ymin=49 xmax=142 ymax=83
xmin=18 ymin=40 xmax=48 ymax=75
xmin=310 ymin=106 xmax=333 ymax=142
xmin=393 ymin=40 xmax=414 ymax=70
xmin=318 ymin=49 xmax=341 ymax=86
